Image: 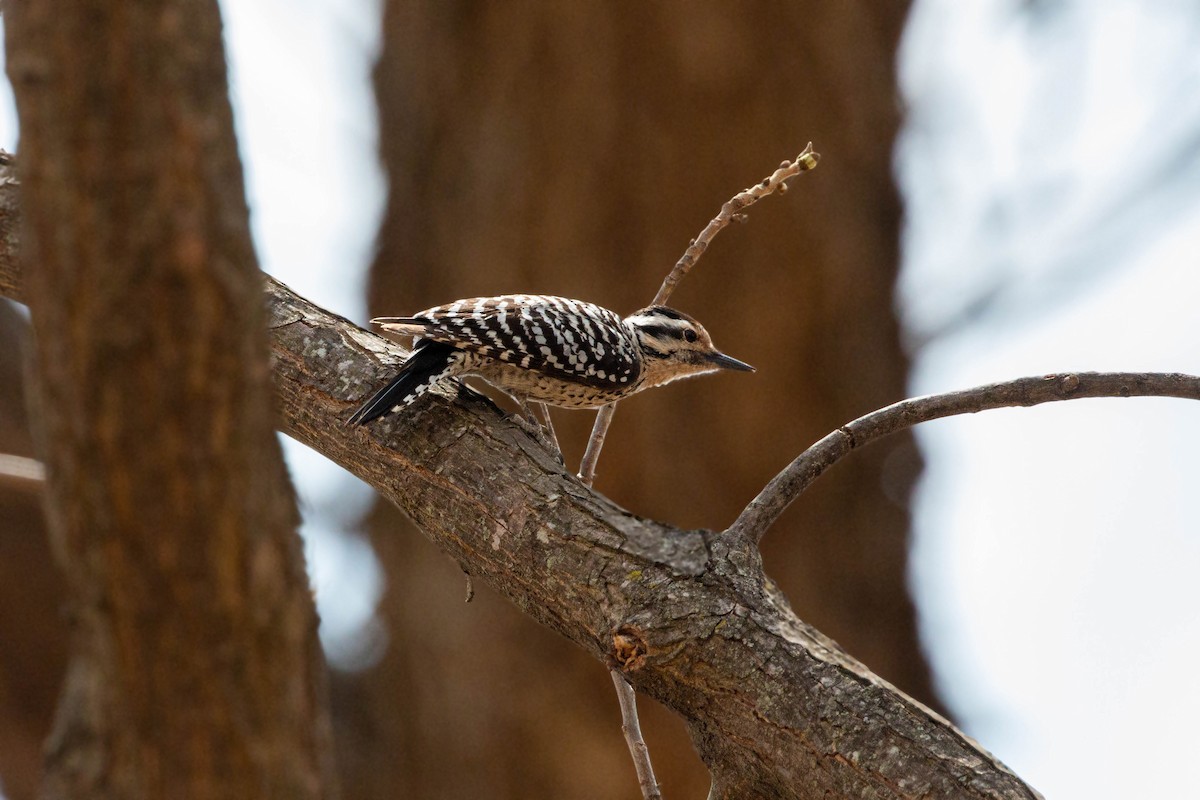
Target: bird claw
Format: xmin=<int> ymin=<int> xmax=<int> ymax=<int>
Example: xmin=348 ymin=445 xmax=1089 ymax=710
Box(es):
xmin=511 ymin=412 xmax=565 ymax=466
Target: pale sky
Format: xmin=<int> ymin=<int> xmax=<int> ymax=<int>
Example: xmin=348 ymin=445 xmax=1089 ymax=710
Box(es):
xmin=899 ymin=2 xmax=1200 ymax=797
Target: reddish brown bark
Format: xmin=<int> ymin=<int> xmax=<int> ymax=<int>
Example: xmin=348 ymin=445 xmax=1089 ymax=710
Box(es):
xmin=3 ymin=3 xmax=334 ymax=798
xmin=0 ymin=300 xmax=66 ymax=800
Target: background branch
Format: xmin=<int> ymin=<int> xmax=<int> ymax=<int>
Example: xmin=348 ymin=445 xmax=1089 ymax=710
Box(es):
xmin=728 ymin=372 xmax=1200 ymax=544
xmin=0 ymin=155 xmax=20 ymax=300
xmin=0 ymin=453 xmax=45 ymax=490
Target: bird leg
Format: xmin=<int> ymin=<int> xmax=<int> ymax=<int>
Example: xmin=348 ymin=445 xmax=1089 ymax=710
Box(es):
xmin=513 ymin=398 xmax=563 ymax=465
xmin=536 ymin=402 xmax=562 ymax=461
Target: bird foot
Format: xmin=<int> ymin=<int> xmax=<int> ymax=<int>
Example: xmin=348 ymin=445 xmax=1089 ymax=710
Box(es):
xmin=510 ymin=413 xmax=565 ymax=465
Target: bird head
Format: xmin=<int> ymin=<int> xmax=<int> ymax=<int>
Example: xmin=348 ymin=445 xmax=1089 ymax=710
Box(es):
xmin=625 ymin=305 xmax=754 ymax=388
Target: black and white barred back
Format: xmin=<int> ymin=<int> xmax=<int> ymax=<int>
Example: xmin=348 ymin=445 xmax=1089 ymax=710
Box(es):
xmin=348 ymin=294 xmax=753 ymax=426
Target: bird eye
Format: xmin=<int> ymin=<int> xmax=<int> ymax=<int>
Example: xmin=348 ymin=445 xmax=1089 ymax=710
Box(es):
xmin=683 ymin=329 xmax=698 ymax=343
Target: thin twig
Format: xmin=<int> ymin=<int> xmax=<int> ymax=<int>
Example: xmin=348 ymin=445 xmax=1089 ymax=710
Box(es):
xmin=579 ymin=145 xmax=820 ymax=484
xmin=611 ymin=669 xmax=662 ymax=800
xmin=727 ymin=371 xmax=1200 ymax=544
xmin=584 ymin=147 xmax=820 ymax=798
xmin=0 ymin=453 xmax=45 ymax=491
xmin=653 ymin=143 xmax=818 ymax=306
xmin=576 ymin=404 xmax=616 ymax=485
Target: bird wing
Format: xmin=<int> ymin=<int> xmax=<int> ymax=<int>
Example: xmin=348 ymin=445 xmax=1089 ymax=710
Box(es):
xmin=374 ymin=295 xmax=641 ymax=389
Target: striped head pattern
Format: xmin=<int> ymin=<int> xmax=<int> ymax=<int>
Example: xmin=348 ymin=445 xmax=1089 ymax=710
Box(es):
xmin=623 ymin=305 xmax=754 ymax=389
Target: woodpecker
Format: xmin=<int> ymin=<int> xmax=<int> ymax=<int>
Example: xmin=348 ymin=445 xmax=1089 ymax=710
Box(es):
xmin=348 ymin=294 xmax=754 ymax=426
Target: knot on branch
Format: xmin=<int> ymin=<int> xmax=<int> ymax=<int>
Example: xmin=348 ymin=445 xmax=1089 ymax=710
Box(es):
xmin=1053 ymin=373 xmax=1081 ymax=394
xmin=610 ymin=626 xmax=648 ymax=672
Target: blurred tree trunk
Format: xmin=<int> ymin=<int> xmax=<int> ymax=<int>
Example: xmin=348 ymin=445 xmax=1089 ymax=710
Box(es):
xmin=3 ymin=3 xmax=335 ymax=798
xmin=335 ymin=3 xmax=929 ymax=798
xmin=0 ymin=302 xmax=66 ymax=800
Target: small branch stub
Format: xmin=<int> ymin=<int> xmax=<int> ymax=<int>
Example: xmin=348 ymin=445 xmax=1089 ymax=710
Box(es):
xmin=0 ymin=453 xmax=45 ymax=490
xmin=0 ymin=150 xmax=17 ymax=187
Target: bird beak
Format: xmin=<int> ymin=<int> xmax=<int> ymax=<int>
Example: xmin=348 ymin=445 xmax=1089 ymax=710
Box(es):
xmin=708 ymin=351 xmax=755 ymax=372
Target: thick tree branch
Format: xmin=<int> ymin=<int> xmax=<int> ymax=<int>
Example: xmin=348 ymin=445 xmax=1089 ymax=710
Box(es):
xmin=266 ymin=276 xmax=1040 ymax=799
xmin=0 ymin=174 xmax=1068 ymax=797
xmin=728 ymin=372 xmax=1200 ymax=544
xmin=3 ymin=181 xmax=1038 ymax=794
xmin=4 ymin=179 xmax=1050 ymax=798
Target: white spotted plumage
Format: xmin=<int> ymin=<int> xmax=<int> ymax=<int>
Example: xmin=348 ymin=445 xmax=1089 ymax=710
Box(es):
xmin=348 ymin=294 xmax=754 ymax=426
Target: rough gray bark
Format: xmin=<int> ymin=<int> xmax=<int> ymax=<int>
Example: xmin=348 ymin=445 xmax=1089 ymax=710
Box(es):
xmin=268 ymin=275 xmax=1040 ymax=800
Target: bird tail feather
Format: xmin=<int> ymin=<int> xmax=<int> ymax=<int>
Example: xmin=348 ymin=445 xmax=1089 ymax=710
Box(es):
xmin=348 ymin=340 xmax=460 ymax=426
